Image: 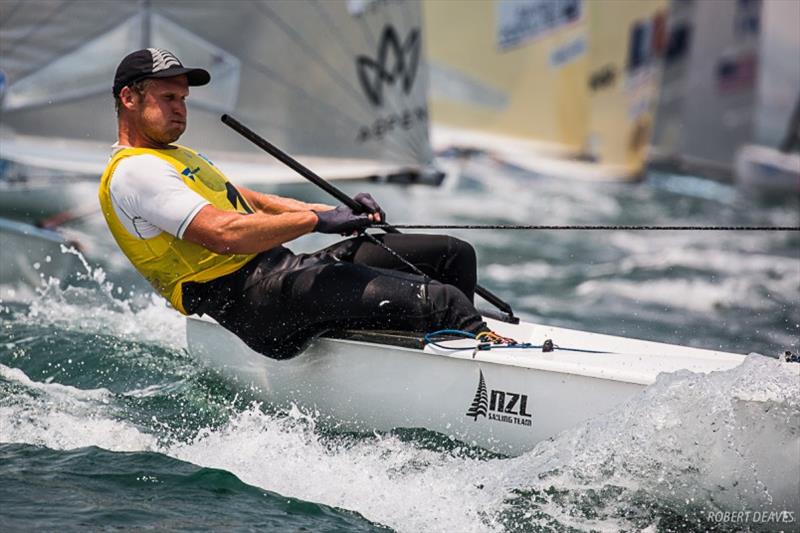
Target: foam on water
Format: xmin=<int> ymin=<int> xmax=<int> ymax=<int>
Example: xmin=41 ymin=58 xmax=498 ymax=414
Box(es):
xmin=191 ymin=425 xmax=480 ymax=533
xmin=24 ymin=281 xmax=187 ymax=350
xmin=168 ymin=406 xmax=505 ymax=532
xmin=527 ymin=357 xmax=799 ymax=525
xmin=3 ymin=348 xmax=797 ymax=532
xmin=1 ymin=248 xmax=187 ymax=351
xmin=576 ymin=277 xmax=766 ymax=313
xmin=0 ymin=364 xmax=156 ymax=452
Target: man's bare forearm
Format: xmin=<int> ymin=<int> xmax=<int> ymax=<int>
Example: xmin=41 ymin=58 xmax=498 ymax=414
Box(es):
xmin=184 ymin=205 xmax=318 ymax=254
xmin=241 ymin=187 xmax=332 ymax=214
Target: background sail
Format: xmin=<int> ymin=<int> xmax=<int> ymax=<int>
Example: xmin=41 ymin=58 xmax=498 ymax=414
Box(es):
xmin=584 ymin=0 xmax=667 ymax=176
xmin=731 ymin=0 xmax=800 ymax=194
xmin=0 ymin=0 xmax=433 ymax=178
xmin=679 ymin=0 xmax=760 ymax=170
xmin=650 ymin=0 xmax=695 ymax=162
xmin=651 ymin=0 xmax=761 ymax=177
xmin=424 ymin=0 xmax=666 ymax=181
xmin=753 ymin=0 xmax=800 ymax=150
xmin=424 ymin=0 xmax=589 ymax=156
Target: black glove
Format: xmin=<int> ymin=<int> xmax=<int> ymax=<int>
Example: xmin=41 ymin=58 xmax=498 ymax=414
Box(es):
xmin=353 ymin=192 xmax=386 ymax=223
xmin=313 ymin=206 xmax=372 ymax=234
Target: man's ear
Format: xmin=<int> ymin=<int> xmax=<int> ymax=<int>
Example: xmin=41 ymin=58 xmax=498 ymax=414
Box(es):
xmin=119 ymin=86 xmax=138 ymax=110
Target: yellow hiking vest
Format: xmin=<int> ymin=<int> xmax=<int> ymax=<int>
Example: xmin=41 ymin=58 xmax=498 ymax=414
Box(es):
xmin=98 ymin=145 xmax=256 ymax=314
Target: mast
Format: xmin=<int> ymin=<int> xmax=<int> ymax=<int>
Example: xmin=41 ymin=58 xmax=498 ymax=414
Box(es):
xmin=140 ymin=0 xmax=151 ymax=48
xmin=779 ymin=93 xmax=800 ymax=153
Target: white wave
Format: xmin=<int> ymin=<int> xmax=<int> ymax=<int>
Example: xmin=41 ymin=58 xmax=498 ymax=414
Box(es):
xmin=0 ymin=364 xmax=111 ymax=401
xmin=484 ymin=261 xmax=556 ymax=283
xmin=169 ymin=405 xmax=505 ymax=533
xmin=0 ymin=364 xmax=155 ymax=452
xmin=0 ymin=283 xmax=40 ymax=306
xmin=5 ymin=248 xmax=187 ymax=350
xmin=608 ymin=229 xmax=796 ymax=260
xmin=576 ymin=277 xmax=777 ymax=313
xmin=398 ymin=157 xmax=624 ymax=226
xmin=497 ymin=355 xmax=800 ymax=523
xmin=26 ymin=284 xmax=187 ymax=350
xmin=613 ymin=243 xmax=800 ymax=279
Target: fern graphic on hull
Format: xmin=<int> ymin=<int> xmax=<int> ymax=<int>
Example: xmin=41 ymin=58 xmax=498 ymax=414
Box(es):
xmin=466 ymin=370 xmax=488 ymax=420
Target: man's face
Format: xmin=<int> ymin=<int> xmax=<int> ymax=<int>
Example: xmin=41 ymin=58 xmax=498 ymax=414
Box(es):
xmin=127 ymin=76 xmax=189 ymax=145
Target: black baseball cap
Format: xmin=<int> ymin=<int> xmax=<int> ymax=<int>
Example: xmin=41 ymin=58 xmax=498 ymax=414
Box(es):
xmin=113 ymin=48 xmax=210 ymax=97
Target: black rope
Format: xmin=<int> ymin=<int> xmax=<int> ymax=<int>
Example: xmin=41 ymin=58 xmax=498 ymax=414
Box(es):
xmin=361 ymin=232 xmax=429 ymax=279
xmin=372 ymin=224 xmax=800 ymax=232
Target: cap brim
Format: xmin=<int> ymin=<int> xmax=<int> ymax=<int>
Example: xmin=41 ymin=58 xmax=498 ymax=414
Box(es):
xmin=147 ymin=66 xmax=211 ymax=87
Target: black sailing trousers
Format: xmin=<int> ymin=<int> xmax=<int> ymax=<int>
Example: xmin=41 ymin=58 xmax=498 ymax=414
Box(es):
xmin=183 ymin=234 xmax=487 ymax=359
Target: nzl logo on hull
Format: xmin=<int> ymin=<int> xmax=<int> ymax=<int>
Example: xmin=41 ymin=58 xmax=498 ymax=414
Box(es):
xmin=466 ymin=370 xmax=532 ymax=427
xmin=355 ymin=24 xmax=427 ymax=143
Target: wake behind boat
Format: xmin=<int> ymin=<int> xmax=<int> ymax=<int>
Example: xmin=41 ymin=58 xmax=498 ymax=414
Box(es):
xmin=185 ymin=313 xmax=798 ymax=456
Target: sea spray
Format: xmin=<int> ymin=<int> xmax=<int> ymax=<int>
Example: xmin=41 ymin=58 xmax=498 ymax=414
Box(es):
xmin=0 ymin=364 xmax=156 ymax=452
xmin=5 ymin=245 xmax=188 ymax=350
xmin=489 ymin=355 xmax=800 ymax=530
xmin=168 ymin=403 xmax=506 ymax=533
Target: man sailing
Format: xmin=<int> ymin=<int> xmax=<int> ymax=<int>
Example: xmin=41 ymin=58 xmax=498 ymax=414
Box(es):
xmin=100 ymin=48 xmax=489 ymax=358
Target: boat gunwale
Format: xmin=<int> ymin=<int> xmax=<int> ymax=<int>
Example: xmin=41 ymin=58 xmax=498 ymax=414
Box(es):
xmin=187 ymin=316 xmax=751 ymax=387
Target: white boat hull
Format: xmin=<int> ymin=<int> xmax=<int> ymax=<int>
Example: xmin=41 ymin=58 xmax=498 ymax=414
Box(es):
xmin=431 ymin=125 xmax=643 ymax=183
xmin=186 ymin=316 xmax=766 ymax=455
xmin=0 ymin=217 xmax=80 ymax=286
xmin=0 ymin=178 xmax=98 ymax=220
xmin=734 ymin=144 xmax=800 ymax=195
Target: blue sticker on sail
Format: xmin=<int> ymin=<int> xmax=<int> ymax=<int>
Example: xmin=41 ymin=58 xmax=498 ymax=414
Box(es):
xmin=496 ymin=0 xmax=583 ymax=50
xmin=549 ymin=36 xmax=586 ymax=68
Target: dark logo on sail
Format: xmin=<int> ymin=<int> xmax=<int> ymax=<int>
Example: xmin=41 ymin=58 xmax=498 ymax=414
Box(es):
xmin=589 ymin=64 xmax=617 ymax=91
xmin=465 ymin=370 xmax=533 ymax=427
xmin=356 ymin=25 xmax=420 ymax=107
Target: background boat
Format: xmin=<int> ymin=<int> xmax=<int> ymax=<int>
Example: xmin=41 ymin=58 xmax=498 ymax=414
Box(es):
xmin=0 ymin=216 xmax=81 ymax=286
xmin=734 ymin=0 xmax=800 ymax=194
xmin=651 ymin=0 xmax=800 ymax=195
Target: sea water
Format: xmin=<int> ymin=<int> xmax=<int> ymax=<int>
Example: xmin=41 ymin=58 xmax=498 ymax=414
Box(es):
xmin=1 ymin=162 xmax=798 ymax=532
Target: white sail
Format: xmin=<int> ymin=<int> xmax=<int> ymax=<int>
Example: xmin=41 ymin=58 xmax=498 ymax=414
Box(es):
xmin=0 ymin=0 xmax=435 ymax=185
xmin=679 ymin=0 xmax=760 ymax=172
xmin=652 ymin=0 xmax=799 ymax=190
xmin=733 ymin=0 xmax=800 ymax=194
xmin=651 ymin=0 xmax=763 ymax=179
xmin=650 ymin=0 xmax=695 ymax=163
xmin=753 ymin=0 xmax=800 ymax=150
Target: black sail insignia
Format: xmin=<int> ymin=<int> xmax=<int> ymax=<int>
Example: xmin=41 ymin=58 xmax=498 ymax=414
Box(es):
xmin=356 ymin=25 xmax=420 ymax=107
